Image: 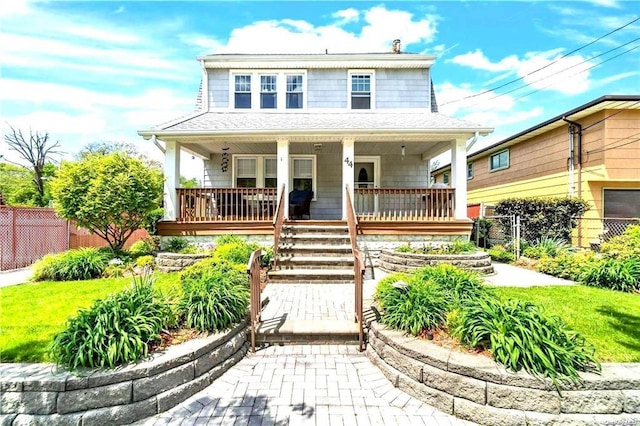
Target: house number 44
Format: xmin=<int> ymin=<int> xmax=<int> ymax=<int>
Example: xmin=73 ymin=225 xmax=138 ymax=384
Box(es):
xmin=344 ymin=157 xmax=353 ymax=168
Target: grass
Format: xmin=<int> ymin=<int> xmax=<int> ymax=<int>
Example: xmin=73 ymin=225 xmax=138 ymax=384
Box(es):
xmin=0 ymin=273 xmax=180 ymax=363
xmin=493 ymin=286 xmax=640 ymax=363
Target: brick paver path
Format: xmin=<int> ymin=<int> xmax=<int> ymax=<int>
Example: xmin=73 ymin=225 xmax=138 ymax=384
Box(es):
xmin=137 ymin=344 xmax=476 ymax=426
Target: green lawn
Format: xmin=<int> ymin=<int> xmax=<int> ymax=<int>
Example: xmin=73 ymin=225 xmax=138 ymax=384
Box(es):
xmin=0 ymin=273 xmax=180 ymax=363
xmin=493 ymin=286 xmax=640 ymax=363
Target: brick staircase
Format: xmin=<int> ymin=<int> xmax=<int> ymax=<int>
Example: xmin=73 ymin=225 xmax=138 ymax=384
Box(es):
xmin=268 ymin=222 xmax=355 ymax=284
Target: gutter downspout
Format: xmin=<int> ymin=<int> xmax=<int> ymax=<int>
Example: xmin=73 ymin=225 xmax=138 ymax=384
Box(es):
xmin=466 ymin=131 xmax=480 ymax=152
xmin=151 ymin=135 xmax=166 ymax=154
xmin=562 ymin=117 xmax=583 ymax=246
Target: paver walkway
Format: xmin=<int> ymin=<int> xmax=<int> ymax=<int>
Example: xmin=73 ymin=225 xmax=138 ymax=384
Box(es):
xmin=136 ymin=344 xmax=476 ymax=426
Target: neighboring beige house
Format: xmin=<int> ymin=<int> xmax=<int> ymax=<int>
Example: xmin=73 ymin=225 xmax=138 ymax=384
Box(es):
xmin=434 ymin=95 xmax=640 ymax=246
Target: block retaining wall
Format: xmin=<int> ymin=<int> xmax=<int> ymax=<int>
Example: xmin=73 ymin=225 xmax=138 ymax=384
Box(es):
xmin=155 ymin=252 xmax=211 ymax=272
xmin=378 ymin=250 xmax=494 ymax=274
xmin=0 ymin=320 xmax=249 ymax=425
xmin=367 ymin=322 xmax=640 ymax=425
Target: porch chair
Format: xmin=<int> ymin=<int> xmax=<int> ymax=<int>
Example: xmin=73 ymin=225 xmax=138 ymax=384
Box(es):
xmin=289 ymin=190 xmax=313 ymax=220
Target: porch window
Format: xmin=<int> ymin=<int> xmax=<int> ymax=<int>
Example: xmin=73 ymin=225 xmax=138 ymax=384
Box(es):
xmin=235 ymin=158 xmax=257 ymax=187
xmin=489 ymin=149 xmax=509 ymax=172
xmin=234 ymin=75 xmax=251 ymax=109
xmin=467 ymin=162 xmax=474 ymax=179
xmin=264 ymin=158 xmax=277 ymax=188
xmin=350 ymin=73 xmax=372 ymax=110
xmin=260 ymin=75 xmax=277 ymax=109
xmin=233 ymin=155 xmax=277 ymax=187
xmin=286 ymin=75 xmax=304 ymax=109
xmin=291 ymin=156 xmax=316 ymax=198
xmin=443 ymin=172 xmax=450 ymax=185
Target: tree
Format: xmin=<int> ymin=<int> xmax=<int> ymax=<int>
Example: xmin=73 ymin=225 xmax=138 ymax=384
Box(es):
xmin=180 ymin=176 xmax=199 ymax=188
xmin=3 ymin=125 xmax=61 ymax=207
xmin=0 ymin=162 xmax=56 ymax=206
xmin=76 ymin=141 xmax=139 ymax=160
xmin=51 ymin=152 xmax=164 ymax=252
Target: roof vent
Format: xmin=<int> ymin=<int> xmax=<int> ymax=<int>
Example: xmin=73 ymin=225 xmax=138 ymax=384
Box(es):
xmin=392 ymin=39 xmax=401 ymax=54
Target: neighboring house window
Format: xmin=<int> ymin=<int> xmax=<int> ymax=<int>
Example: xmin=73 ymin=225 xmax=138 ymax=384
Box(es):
xmin=489 ymin=149 xmax=509 ymax=171
xmin=443 ymin=172 xmax=450 ymax=185
xmin=286 ymin=75 xmax=303 ymax=109
xmin=349 ymin=72 xmax=373 ymax=110
xmin=233 ymin=155 xmax=277 ymax=187
xmin=260 ymin=75 xmax=277 ymax=109
xmin=234 ymin=75 xmax=251 ymax=109
xmin=291 ymin=156 xmax=316 ymax=198
xmin=467 ymin=162 xmax=474 ymax=179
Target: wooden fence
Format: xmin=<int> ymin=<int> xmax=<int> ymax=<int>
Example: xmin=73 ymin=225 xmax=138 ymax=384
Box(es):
xmin=0 ymin=206 xmax=148 ymax=270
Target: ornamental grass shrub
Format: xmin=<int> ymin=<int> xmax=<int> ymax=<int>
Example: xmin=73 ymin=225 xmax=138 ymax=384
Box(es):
xmin=455 ymin=296 xmax=600 ymax=389
xmin=374 ymin=272 xmax=414 ymax=310
xmin=180 ymin=257 xmax=246 ymax=285
xmin=212 ymin=240 xmax=260 ymax=265
xmin=600 ymin=224 xmax=640 ymax=261
xmin=49 ymin=273 xmax=171 ymax=369
xmin=32 ymin=247 xmax=111 ymax=281
xmin=412 ymin=264 xmax=487 ymax=308
xmin=578 ymin=257 xmax=640 ymax=293
xmin=522 ymin=236 xmax=572 ymax=259
xmin=178 ymin=268 xmax=249 ymax=332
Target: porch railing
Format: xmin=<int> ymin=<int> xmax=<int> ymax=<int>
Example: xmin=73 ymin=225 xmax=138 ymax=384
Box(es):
xmin=354 ymin=188 xmax=455 ymax=221
xmin=272 ymin=185 xmax=286 ymax=270
xmin=247 ymin=248 xmax=263 ymax=353
xmin=177 ymin=187 xmax=277 ymax=222
xmin=346 ymin=185 xmax=364 ymax=352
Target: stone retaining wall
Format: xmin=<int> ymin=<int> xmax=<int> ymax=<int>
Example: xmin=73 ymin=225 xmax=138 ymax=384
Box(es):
xmin=379 ymin=250 xmax=494 ymax=274
xmin=155 ymin=252 xmax=211 ymax=272
xmin=367 ymin=322 xmax=640 ymax=425
xmin=0 ymin=321 xmax=249 ymax=425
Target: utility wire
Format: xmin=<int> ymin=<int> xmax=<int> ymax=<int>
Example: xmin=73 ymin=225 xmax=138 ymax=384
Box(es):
xmin=587 ymin=131 xmax=640 ymax=154
xmin=441 ymin=16 xmax=640 ymax=107
xmin=582 ymin=100 xmax=640 ymax=131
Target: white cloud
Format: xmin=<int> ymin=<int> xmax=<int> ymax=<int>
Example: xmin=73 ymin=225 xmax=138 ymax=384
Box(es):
xmin=0 ymin=0 xmax=31 ymax=17
xmin=590 ymin=0 xmax=621 ymax=8
xmin=449 ymin=49 xmax=593 ymax=95
xmin=332 ymin=8 xmax=360 ymax=25
xmin=186 ymin=5 xmax=438 ymax=54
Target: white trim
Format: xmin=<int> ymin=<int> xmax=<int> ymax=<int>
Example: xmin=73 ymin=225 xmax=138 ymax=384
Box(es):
xmin=199 ymin=54 xmax=435 ymax=69
xmin=231 ymin=154 xmax=277 ymax=187
xmin=354 ymin=156 xmax=380 ymax=188
xmin=289 ymin=155 xmax=317 ymax=201
xmin=347 ymin=70 xmax=375 ymax=111
xmin=489 ymin=149 xmax=509 ymax=172
xmin=229 ymin=69 xmax=308 ymax=111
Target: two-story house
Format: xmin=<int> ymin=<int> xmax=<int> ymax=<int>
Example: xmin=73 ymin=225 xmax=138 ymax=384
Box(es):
xmin=138 ymin=47 xmax=492 ymax=250
xmin=433 ymin=95 xmax=640 ymax=247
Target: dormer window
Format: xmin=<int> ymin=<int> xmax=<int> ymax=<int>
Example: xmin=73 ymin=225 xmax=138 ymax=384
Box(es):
xmin=349 ymin=71 xmax=374 ymax=110
xmin=234 ymin=75 xmax=251 ymax=109
xmin=260 ymin=75 xmax=277 ymax=109
xmin=286 ymin=75 xmax=303 ymax=109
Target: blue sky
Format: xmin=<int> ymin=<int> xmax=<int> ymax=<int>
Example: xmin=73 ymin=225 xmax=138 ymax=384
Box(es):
xmin=1 ymin=0 xmax=639 ymax=177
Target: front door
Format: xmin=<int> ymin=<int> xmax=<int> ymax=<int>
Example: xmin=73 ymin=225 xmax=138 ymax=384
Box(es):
xmin=354 ymin=156 xmax=380 ymax=216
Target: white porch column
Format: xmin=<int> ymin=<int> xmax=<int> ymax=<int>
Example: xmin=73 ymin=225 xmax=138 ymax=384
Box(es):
xmin=277 ymin=139 xmax=290 ymax=218
xmin=451 ymin=138 xmax=468 ymax=220
xmin=164 ymin=140 xmax=181 ymax=221
xmin=342 ymin=138 xmax=355 ymax=219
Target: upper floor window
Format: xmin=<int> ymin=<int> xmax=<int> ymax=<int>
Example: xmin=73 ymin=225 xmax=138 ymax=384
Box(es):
xmin=230 ymin=71 xmax=306 ymax=110
xmin=443 ymin=172 xmax=450 ymax=185
xmin=260 ymin=75 xmax=277 ymax=109
xmin=467 ymin=162 xmax=474 ymax=179
xmin=234 ymin=75 xmax=251 ymax=109
xmin=489 ymin=149 xmax=509 ymax=172
xmin=350 ymin=73 xmax=372 ymax=110
xmin=286 ymin=75 xmax=303 ymax=109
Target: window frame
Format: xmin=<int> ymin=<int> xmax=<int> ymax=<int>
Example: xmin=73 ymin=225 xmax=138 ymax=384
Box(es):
xmin=443 ymin=172 xmax=450 ymax=185
xmin=289 ymin=155 xmax=317 ymax=201
xmin=260 ymin=74 xmax=277 ymax=109
xmin=229 ymin=70 xmax=307 ymax=111
xmin=285 ymin=74 xmax=304 ymax=109
xmin=233 ymin=74 xmax=252 ymax=109
xmin=489 ymin=149 xmax=509 ymax=172
xmin=348 ymin=70 xmax=375 ymax=110
xmin=232 ymin=154 xmax=277 ymax=188
xmin=467 ymin=162 xmax=474 ymax=180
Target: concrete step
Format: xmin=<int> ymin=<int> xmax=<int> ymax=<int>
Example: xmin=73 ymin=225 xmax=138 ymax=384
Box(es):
xmin=280 ymin=234 xmax=351 ymax=243
xmin=255 ymin=319 xmax=361 ymax=344
xmin=282 ymin=225 xmax=349 ymax=234
xmin=268 ymin=269 xmax=355 ymax=284
xmin=276 ymin=256 xmax=354 ymax=270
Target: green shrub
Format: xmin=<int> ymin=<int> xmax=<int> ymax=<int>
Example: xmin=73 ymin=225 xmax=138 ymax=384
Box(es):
xmin=180 ymin=257 xmax=246 ymax=286
xmin=578 ymin=257 xmax=640 ymax=293
xmin=103 ymin=263 xmax=126 ymax=278
xmin=374 ymin=272 xmax=413 ymax=309
xmin=179 ymin=269 xmax=249 ymax=332
xmin=445 ymin=309 xmax=463 ymax=340
xmin=600 ymin=225 xmax=640 ymax=261
xmin=487 ymin=245 xmax=514 ymax=263
xmin=32 ymin=248 xmax=111 ymax=281
xmin=394 ymin=241 xmax=476 ymax=255
xmin=522 ymin=236 xmax=572 ymax=259
xmin=216 ymin=234 xmax=244 ymax=245
xmin=128 ymin=239 xmax=154 ymax=257
xmin=412 ymin=264 xmax=487 ymax=308
xmin=261 ymin=246 xmax=274 ymax=268
xmin=136 ymin=255 xmax=155 ymax=269
xmin=213 ymin=240 xmax=260 ymax=265
xmin=164 ymin=237 xmax=191 ymax=253
xmin=471 ymin=218 xmax=493 ymax=248
xmin=536 ymin=251 xmax=590 ymax=280
xmin=381 ymin=280 xmax=448 ymax=336
xmin=49 ymin=274 xmax=170 ymax=369
xmin=396 ymin=244 xmax=413 ymax=253
xmin=456 ymin=297 xmax=600 ymax=388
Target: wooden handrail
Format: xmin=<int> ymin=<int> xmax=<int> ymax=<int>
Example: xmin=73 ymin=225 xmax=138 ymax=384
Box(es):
xmin=353 ymin=187 xmax=455 ymax=221
xmin=346 ymin=185 xmax=364 ymax=351
xmin=271 ymin=185 xmax=286 ymax=270
xmin=247 ymin=248 xmax=263 ymax=353
xmin=176 ymin=187 xmax=277 ymax=222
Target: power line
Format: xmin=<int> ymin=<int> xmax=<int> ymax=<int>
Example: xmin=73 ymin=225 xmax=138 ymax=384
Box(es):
xmin=441 ymin=16 xmax=640 ymax=107
xmin=582 ymin=101 xmax=640 ymax=131
xmin=587 ymin=131 xmax=640 ymax=154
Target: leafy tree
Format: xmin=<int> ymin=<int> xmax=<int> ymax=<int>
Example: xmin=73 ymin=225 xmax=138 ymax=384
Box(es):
xmin=76 ymin=141 xmax=140 ymax=160
xmin=3 ymin=125 xmax=61 ymax=207
xmin=180 ymin=176 xmax=199 ymax=188
xmin=0 ymin=162 xmax=56 ymax=206
xmin=51 ymin=152 xmax=163 ymax=252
